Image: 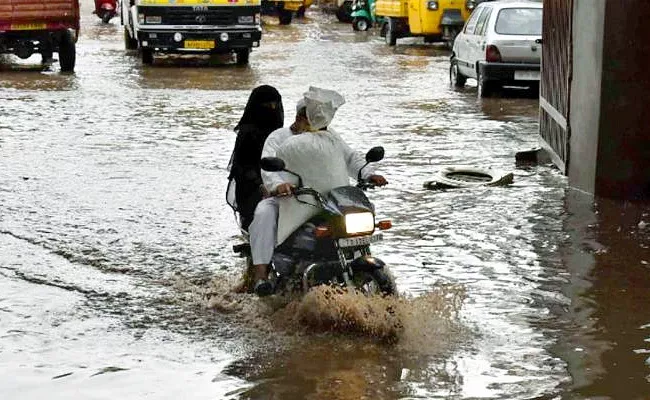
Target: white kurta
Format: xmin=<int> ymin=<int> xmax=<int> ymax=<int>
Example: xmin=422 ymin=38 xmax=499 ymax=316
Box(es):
xmin=260 ymin=126 xmax=294 ymax=193
xmin=271 ymin=129 xmax=375 ymax=245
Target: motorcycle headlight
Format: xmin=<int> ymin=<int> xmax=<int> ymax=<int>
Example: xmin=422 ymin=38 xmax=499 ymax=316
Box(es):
xmin=427 ymin=0 xmax=438 ymax=10
xmin=345 ymin=212 xmax=375 ymax=235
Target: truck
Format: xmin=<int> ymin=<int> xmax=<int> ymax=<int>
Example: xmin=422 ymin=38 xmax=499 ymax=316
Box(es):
xmin=121 ymin=0 xmax=262 ymax=65
xmin=0 ymin=0 xmax=80 ymax=72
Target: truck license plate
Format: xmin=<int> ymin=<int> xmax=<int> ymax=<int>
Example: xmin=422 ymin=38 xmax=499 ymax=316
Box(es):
xmin=184 ymin=40 xmax=215 ymax=49
xmin=338 ymin=233 xmax=383 ymax=248
xmin=10 ymin=23 xmax=47 ymax=31
xmin=514 ymin=70 xmax=540 ymax=81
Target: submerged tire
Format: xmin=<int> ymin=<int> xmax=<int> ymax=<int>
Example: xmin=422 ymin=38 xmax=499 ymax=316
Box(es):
xmin=478 ymin=70 xmax=496 ymax=98
xmin=141 ymin=48 xmax=154 ymax=65
xmin=352 ymin=17 xmax=370 ymax=32
xmin=450 ymin=59 xmax=467 ymax=87
xmin=385 ymin=18 xmax=397 ymax=46
xmin=278 ymin=9 xmax=293 ymax=25
xmin=101 ymin=12 xmax=113 ymax=24
xmin=235 ymin=49 xmax=250 ymax=65
xmin=353 ymin=267 xmax=396 ymax=296
xmin=335 ymin=1 xmax=353 ymax=23
xmin=58 ymin=30 xmax=76 ymax=73
xmin=124 ymin=27 xmax=138 ymax=50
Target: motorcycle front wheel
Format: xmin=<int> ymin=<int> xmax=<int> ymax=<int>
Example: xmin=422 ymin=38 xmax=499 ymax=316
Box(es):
xmin=353 ymin=268 xmax=396 ymax=296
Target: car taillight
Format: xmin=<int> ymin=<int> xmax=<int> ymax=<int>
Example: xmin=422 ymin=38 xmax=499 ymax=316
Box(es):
xmin=486 ymin=45 xmax=502 ymax=62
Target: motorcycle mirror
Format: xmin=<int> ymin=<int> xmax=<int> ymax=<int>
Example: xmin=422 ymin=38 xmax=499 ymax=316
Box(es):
xmin=260 ymin=157 xmax=286 ymax=172
xmin=365 ymin=146 xmax=385 ymax=163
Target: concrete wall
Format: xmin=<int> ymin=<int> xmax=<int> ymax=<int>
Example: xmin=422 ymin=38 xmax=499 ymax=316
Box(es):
xmin=568 ymin=0 xmax=650 ymax=200
xmin=568 ymin=0 xmax=606 ymax=196
xmin=596 ymin=0 xmax=650 ymax=199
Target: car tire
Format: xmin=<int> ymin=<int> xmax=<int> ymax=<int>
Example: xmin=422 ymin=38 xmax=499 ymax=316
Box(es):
xmin=385 ymin=18 xmax=397 ymax=46
xmin=450 ymin=59 xmax=467 ymax=87
xmin=477 ymin=70 xmax=495 ymax=98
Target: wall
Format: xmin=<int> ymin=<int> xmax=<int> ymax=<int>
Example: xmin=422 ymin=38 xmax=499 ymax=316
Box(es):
xmin=567 ymin=0 xmax=606 ymax=196
xmin=595 ymin=0 xmax=650 ymax=199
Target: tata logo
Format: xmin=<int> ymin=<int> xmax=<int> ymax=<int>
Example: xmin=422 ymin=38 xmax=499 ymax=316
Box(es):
xmin=193 ymin=5 xmax=208 ymax=11
xmin=196 ymin=15 xmax=207 ymax=23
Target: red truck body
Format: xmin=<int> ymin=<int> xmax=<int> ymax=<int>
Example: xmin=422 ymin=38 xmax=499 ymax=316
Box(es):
xmin=0 ymin=0 xmax=79 ymax=33
xmin=0 ymin=0 xmax=80 ymax=71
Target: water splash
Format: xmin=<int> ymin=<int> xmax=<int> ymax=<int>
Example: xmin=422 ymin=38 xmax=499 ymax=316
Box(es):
xmin=173 ymin=272 xmax=468 ymax=352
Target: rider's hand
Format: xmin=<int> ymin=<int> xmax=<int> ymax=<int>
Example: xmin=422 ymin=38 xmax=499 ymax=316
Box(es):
xmin=275 ymin=183 xmax=294 ymax=196
xmin=368 ymin=175 xmax=388 ymax=187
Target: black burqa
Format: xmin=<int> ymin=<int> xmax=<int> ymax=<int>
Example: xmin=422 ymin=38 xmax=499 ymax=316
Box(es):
xmin=227 ymin=85 xmax=284 ymax=230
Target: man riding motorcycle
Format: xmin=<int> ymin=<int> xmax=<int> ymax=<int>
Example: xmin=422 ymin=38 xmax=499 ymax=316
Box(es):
xmin=248 ymin=87 xmax=388 ymax=296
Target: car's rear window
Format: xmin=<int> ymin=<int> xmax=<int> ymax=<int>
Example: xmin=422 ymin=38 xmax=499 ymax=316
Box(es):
xmin=495 ymin=8 xmax=542 ymax=35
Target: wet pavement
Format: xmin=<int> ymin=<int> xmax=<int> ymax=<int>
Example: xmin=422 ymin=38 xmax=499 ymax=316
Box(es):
xmin=1 ymin=1 xmax=650 ymax=399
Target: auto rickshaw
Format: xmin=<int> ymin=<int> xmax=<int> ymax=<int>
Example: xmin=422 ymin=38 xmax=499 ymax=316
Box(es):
xmin=350 ymin=0 xmax=384 ymax=31
xmin=375 ymin=0 xmax=476 ymax=47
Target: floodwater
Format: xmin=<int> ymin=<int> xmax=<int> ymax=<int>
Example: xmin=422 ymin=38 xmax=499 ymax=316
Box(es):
xmin=1 ymin=2 xmax=649 ymax=399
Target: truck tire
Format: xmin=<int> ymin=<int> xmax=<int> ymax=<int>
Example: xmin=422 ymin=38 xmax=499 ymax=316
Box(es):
xmin=279 ymin=9 xmax=292 ymax=25
xmin=235 ymin=49 xmax=250 ymax=65
xmin=296 ymin=5 xmax=306 ymax=18
xmin=58 ymin=30 xmax=76 ymax=73
xmin=385 ymin=18 xmax=397 ymax=46
xmin=335 ymin=1 xmax=353 ymax=23
xmin=141 ymin=48 xmax=154 ymax=65
xmin=124 ymin=27 xmax=138 ymax=50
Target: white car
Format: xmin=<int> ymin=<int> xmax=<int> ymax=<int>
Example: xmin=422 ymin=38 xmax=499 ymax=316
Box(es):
xmin=450 ymin=0 xmax=543 ymax=97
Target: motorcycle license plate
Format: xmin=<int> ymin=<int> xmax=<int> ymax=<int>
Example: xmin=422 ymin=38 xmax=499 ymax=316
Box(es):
xmin=11 ymin=23 xmax=47 ymax=31
xmin=184 ymin=40 xmax=215 ymax=49
xmin=338 ymin=233 xmax=383 ymax=248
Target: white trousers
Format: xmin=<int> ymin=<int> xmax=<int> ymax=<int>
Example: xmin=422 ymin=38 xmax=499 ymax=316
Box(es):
xmin=249 ymin=197 xmax=279 ymax=265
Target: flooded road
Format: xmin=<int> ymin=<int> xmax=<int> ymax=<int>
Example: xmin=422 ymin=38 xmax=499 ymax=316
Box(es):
xmin=2 ymin=2 xmax=650 ymax=399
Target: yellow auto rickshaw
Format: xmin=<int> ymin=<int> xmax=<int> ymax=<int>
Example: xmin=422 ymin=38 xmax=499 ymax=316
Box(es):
xmin=375 ymin=0 xmax=476 ymax=47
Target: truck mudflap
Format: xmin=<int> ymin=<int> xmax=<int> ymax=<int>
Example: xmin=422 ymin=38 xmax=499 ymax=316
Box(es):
xmin=136 ymin=29 xmax=261 ymax=52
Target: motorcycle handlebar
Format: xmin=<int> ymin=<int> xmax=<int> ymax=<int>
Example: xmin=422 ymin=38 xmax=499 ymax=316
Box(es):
xmin=356 ymin=180 xmax=376 ymax=190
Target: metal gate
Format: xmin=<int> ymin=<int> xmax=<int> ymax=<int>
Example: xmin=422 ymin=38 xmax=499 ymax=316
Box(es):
xmin=539 ymin=0 xmax=573 ymax=173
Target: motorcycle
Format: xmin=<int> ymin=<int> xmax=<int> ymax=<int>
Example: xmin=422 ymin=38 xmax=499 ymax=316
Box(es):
xmin=233 ymin=146 xmax=396 ymax=297
xmin=94 ymin=0 xmax=118 ymax=24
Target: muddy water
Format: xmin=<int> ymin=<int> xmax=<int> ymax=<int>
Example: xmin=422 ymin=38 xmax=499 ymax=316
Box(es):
xmin=1 ymin=1 xmax=649 ymax=399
